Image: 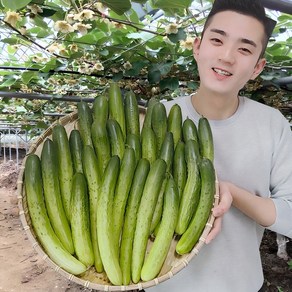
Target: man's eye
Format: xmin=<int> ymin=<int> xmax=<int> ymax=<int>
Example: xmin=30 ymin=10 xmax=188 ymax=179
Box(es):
xmin=211 ymin=38 xmax=222 ymax=44
xmin=239 ymin=48 xmax=252 ymax=54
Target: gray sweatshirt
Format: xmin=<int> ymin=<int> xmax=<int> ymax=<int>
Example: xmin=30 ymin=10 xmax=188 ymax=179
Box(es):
xmin=147 ymin=95 xmax=292 ymax=292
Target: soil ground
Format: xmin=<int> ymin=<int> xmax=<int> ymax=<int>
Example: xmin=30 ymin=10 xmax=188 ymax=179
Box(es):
xmin=0 ymin=149 xmax=291 ymax=292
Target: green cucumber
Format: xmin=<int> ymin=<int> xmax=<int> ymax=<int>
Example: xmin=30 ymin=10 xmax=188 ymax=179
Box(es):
xmin=52 ymin=124 xmax=73 ymax=221
xmin=97 ymin=156 xmax=123 ymax=285
xmin=198 ymin=117 xmax=214 ymax=162
xmin=24 ymin=154 xmax=86 ymax=275
xmin=40 ymin=139 xmax=74 ymax=254
xmin=69 ymin=129 xmax=83 ymax=174
xmin=124 ymin=90 xmax=140 ymax=138
xmin=141 ymin=97 xmax=159 ymax=136
xmin=173 ymin=141 xmax=187 ymax=199
xmin=70 ymin=172 xmax=94 ymax=267
xmin=141 ymin=175 xmax=179 ymax=281
xmin=159 ymin=131 xmax=174 ymax=174
xmin=112 ymin=147 xmax=136 ymax=256
xmin=151 ymin=102 xmax=167 ymax=155
xmin=77 ymin=101 xmax=93 ymax=147
xmin=91 ymin=120 xmax=111 ymax=175
xmin=175 ymin=139 xmax=201 ymax=235
xmin=182 ymin=117 xmax=199 ymax=143
xmin=176 ymin=157 xmax=216 ymax=254
xmin=119 ymin=158 xmax=150 ymax=285
xmin=167 ymin=103 xmax=182 ymax=149
xmin=92 ymin=95 xmax=108 ymax=127
xmin=126 ymin=133 xmax=141 ymax=166
xmin=82 ymin=145 xmax=103 ymax=272
xmin=107 ymin=118 xmax=125 ymax=159
xmin=131 ymin=158 xmax=167 ymax=283
xmin=141 ymin=127 xmax=157 ymax=165
xmin=108 ymin=82 xmax=126 ymax=139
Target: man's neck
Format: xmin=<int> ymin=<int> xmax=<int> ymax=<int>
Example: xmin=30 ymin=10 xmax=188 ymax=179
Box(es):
xmin=191 ymin=89 xmax=240 ymax=120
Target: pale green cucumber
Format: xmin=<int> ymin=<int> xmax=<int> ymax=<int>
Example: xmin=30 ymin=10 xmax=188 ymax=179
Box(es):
xmin=107 ymin=118 xmax=125 ymax=159
xmin=124 ymin=90 xmax=140 ymax=138
xmin=40 ymin=138 xmax=74 ymax=254
xmin=198 ymin=116 xmax=214 ymax=162
xmin=77 ymin=101 xmax=93 ymax=147
xmin=119 ymin=158 xmax=150 ymax=285
xmin=69 ymin=129 xmax=83 ymax=174
xmin=24 ymin=154 xmax=86 ymax=275
xmin=167 ymin=103 xmax=182 ymax=149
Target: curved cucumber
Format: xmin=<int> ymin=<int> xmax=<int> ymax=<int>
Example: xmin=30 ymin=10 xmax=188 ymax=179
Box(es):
xmin=69 ymin=129 xmax=83 ymax=174
xmin=24 ymin=154 xmax=86 ymax=275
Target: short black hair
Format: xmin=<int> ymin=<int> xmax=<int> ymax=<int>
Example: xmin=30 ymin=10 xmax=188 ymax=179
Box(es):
xmin=201 ymin=0 xmax=277 ymax=57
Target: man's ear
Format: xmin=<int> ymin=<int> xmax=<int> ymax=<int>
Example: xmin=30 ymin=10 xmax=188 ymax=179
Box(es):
xmin=251 ymin=58 xmax=266 ymax=80
xmin=193 ymin=37 xmax=201 ymax=61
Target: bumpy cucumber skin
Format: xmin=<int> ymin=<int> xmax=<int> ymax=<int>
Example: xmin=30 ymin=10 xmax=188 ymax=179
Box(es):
xmin=141 ymin=97 xmax=159 ymax=136
xmin=112 ymin=147 xmax=136 ymax=256
xmin=141 ymin=127 xmax=157 ymax=165
xmin=108 ymin=82 xmax=126 ymax=139
xmin=159 ymin=131 xmax=174 ymax=174
xmin=173 ymin=140 xmax=187 ymax=199
xmin=198 ymin=117 xmax=214 ymax=162
xmin=70 ymin=172 xmax=94 ymax=267
xmin=131 ymin=158 xmax=167 ymax=284
xmin=176 ymin=157 xmax=216 ymax=255
xmin=175 ymin=139 xmax=201 ymax=235
xmin=52 ymin=124 xmax=73 ymax=222
xmin=107 ymin=118 xmax=125 ymax=160
xmin=77 ymin=101 xmax=93 ymax=147
xmin=141 ymin=175 xmax=179 ymax=281
xmin=40 ymin=139 xmax=74 ymax=254
xmin=167 ymin=103 xmax=182 ymax=149
xmin=124 ymin=90 xmax=140 ymax=138
xmin=25 ymin=154 xmax=86 ymax=275
xmin=82 ymin=145 xmax=103 ymax=272
xmin=92 ymin=95 xmax=108 ymax=127
xmin=91 ymin=120 xmax=111 ymax=175
xmin=126 ymin=133 xmax=141 ymax=166
xmin=69 ymin=129 xmax=84 ymax=174
xmin=151 ymin=102 xmax=167 ymax=155
xmin=97 ymin=156 xmax=123 ymax=285
xmin=119 ymin=158 xmax=150 ymax=285
xmin=182 ymin=117 xmax=199 ymax=143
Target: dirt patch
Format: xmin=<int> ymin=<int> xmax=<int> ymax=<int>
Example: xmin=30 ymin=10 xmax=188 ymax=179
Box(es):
xmin=0 ymin=154 xmax=291 ymax=292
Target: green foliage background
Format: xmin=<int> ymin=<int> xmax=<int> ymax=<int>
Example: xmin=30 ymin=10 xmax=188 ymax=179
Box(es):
xmin=0 ymin=0 xmax=291 ymax=132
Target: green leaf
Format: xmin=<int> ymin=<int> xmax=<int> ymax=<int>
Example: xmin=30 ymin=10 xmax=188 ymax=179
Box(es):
xmin=168 ymin=28 xmax=187 ymax=43
xmin=21 ymin=71 xmax=37 ymax=84
xmin=112 ymin=71 xmax=124 ymax=81
xmin=159 ymin=77 xmax=179 ymax=90
xmin=100 ymin=0 xmax=131 ymax=15
xmin=151 ymin=61 xmax=174 ymax=76
xmin=127 ymin=31 xmax=155 ymax=42
xmin=1 ymin=0 xmax=32 ymax=10
xmin=0 ymin=77 xmax=17 ymax=88
xmin=148 ymin=69 xmax=161 ymax=84
xmin=1 ymin=38 xmax=18 ymax=45
xmin=150 ymin=0 xmax=192 ymax=10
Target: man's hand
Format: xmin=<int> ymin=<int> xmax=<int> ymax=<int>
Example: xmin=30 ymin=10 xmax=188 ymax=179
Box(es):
xmin=205 ymin=181 xmax=233 ymax=244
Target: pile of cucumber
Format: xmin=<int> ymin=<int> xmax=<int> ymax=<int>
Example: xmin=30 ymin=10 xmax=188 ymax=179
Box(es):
xmin=24 ymin=82 xmax=216 ymax=286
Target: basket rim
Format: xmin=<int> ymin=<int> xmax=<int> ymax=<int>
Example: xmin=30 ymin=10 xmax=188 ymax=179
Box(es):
xmin=17 ymin=110 xmax=219 ymax=291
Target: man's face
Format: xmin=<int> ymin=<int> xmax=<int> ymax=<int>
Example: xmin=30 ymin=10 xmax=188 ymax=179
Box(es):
xmin=193 ymin=10 xmax=266 ymax=96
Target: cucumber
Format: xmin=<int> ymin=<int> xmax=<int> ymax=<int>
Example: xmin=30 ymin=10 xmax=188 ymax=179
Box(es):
xmin=92 ymin=95 xmax=108 ymax=127
xmin=173 ymin=141 xmax=187 ymax=199
xmin=97 ymin=156 xmax=123 ymax=285
xmin=182 ymin=117 xmax=199 ymax=143
xmin=159 ymin=131 xmax=174 ymax=174
xmin=141 ymin=97 xmax=159 ymax=136
xmin=167 ymin=103 xmax=182 ymax=149
xmin=40 ymin=139 xmax=74 ymax=254
xmin=124 ymin=90 xmax=140 ymax=138
xmin=70 ymin=172 xmax=94 ymax=267
xmin=198 ymin=116 xmax=214 ymax=162
xmin=107 ymin=118 xmax=125 ymax=159
xmin=175 ymin=139 xmax=201 ymax=235
xmin=119 ymin=158 xmax=150 ymax=285
xmin=91 ymin=120 xmax=111 ymax=175
xmin=24 ymin=154 xmax=86 ymax=275
xmin=108 ymin=82 xmax=126 ymax=139
xmin=112 ymin=147 xmax=136 ymax=256
xmin=176 ymin=157 xmax=216 ymax=254
xmin=52 ymin=124 xmax=73 ymax=221
xmin=131 ymin=158 xmax=167 ymax=283
xmin=141 ymin=127 xmax=157 ymax=165
xmin=151 ymin=102 xmax=167 ymax=155
xmin=82 ymin=145 xmax=103 ymax=272
xmin=126 ymin=133 xmax=141 ymax=166
xmin=141 ymin=175 xmax=179 ymax=281
xmin=69 ymin=129 xmax=83 ymax=174
xmin=77 ymin=101 xmax=93 ymax=147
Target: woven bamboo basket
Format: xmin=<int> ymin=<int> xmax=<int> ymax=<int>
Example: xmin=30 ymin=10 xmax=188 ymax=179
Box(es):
xmin=17 ymin=108 xmax=219 ymax=291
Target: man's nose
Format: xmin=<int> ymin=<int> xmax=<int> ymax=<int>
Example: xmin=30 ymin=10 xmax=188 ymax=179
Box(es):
xmin=218 ymin=47 xmax=236 ymax=64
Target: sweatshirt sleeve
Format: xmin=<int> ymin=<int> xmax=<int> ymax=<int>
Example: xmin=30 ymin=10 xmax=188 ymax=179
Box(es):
xmin=267 ymin=112 xmax=292 ymax=238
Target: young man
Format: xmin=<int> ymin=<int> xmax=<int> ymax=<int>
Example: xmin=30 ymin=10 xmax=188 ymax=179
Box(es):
xmin=148 ymin=0 xmax=292 ymax=291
